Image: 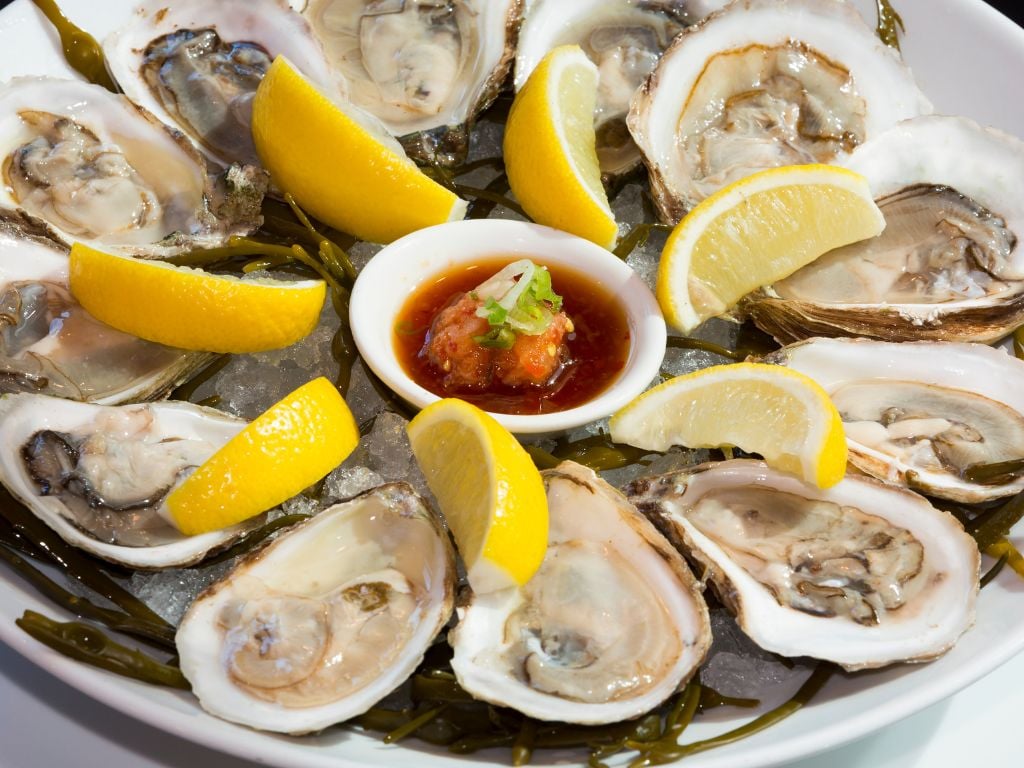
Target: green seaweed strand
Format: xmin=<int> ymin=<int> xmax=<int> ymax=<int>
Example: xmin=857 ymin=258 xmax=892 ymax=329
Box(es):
xmin=0 ymin=544 xmax=175 ymax=648
xmin=0 ymin=489 xmax=170 ymax=628
xmin=876 ymin=0 xmax=906 ymax=51
xmin=30 ymin=0 xmax=117 ymax=91
xmin=17 ymin=610 xmax=189 ymax=689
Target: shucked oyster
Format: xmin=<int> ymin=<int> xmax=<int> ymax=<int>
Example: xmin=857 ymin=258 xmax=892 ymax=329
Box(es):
xmin=105 ymin=0 xmax=340 ymax=169
xmin=0 ymin=394 xmax=255 ymax=568
xmin=0 ymin=209 xmax=210 ymax=403
xmin=450 ymin=462 xmax=710 ymax=724
xmin=748 ymin=116 xmax=1024 ymax=343
xmin=0 ymin=78 xmax=264 ymax=256
xmin=176 ymin=484 xmax=456 ymax=734
xmin=769 ymin=337 xmax=1024 ymax=503
xmin=296 ymin=0 xmax=524 ymax=166
xmin=630 ymin=460 xmax=979 ymax=670
xmin=628 ymin=0 xmax=931 ymax=221
xmin=514 ymin=0 xmax=708 ymax=179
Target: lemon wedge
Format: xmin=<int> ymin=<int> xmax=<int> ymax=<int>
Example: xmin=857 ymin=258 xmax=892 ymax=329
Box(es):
xmin=407 ymin=399 xmax=548 ymax=593
xmin=251 ymin=56 xmax=467 ymax=244
xmin=68 ymin=242 xmax=325 ymax=354
xmin=167 ymin=377 xmax=358 ymax=535
xmin=610 ymin=363 xmax=848 ymax=488
xmin=504 ymin=45 xmax=617 ymax=249
xmin=657 ymin=164 xmax=885 ymax=332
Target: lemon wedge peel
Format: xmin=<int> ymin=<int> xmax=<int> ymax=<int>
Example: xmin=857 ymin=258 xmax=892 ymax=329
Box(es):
xmin=504 ymin=45 xmax=617 ymax=249
xmin=610 ymin=363 xmax=848 ymax=489
xmin=167 ymin=377 xmax=359 ymax=536
xmin=657 ymin=164 xmax=886 ymax=333
xmin=407 ymin=398 xmax=549 ymax=594
xmin=251 ymin=56 xmax=466 ymax=244
xmin=68 ymin=242 xmax=325 ymax=354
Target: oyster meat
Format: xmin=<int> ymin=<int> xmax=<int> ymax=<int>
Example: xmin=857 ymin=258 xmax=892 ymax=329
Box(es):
xmin=176 ymin=483 xmax=456 ymax=733
xmin=514 ymin=0 xmax=706 ymax=179
xmin=296 ymin=0 xmax=524 ymax=166
xmin=628 ymin=0 xmax=931 ymax=221
xmin=0 ymin=77 xmax=263 ymax=256
xmin=630 ymin=460 xmax=979 ymax=670
xmin=450 ymin=461 xmax=710 ymax=724
xmin=0 ymin=209 xmax=210 ymax=403
xmin=105 ymin=0 xmax=340 ymax=169
xmin=769 ymin=337 xmax=1024 ymax=503
xmin=0 ymin=394 xmax=256 ymax=568
xmin=748 ymin=116 xmax=1024 ymax=343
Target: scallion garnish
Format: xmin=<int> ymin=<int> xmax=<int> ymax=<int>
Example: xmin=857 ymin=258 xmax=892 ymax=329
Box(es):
xmin=471 ymin=260 xmax=564 ymax=349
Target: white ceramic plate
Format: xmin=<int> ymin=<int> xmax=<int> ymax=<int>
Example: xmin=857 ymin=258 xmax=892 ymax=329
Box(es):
xmin=1 ymin=0 xmax=1024 ymax=766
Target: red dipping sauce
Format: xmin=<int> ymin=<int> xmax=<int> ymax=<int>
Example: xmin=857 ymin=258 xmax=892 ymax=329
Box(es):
xmin=393 ymin=258 xmax=631 ymax=415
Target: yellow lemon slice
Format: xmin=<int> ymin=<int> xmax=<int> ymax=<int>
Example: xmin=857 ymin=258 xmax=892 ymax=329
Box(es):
xmin=68 ymin=242 xmax=325 ymax=354
xmin=610 ymin=363 xmax=848 ymax=488
xmin=167 ymin=377 xmax=358 ymax=535
xmin=504 ymin=45 xmax=617 ymax=249
xmin=251 ymin=56 xmax=467 ymax=244
xmin=407 ymin=399 xmax=548 ymax=593
xmin=657 ymin=164 xmax=885 ymax=332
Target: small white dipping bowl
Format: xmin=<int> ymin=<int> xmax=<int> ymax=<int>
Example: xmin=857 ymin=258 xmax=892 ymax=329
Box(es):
xmin=350 ymin=220 xmax=666 ymax=434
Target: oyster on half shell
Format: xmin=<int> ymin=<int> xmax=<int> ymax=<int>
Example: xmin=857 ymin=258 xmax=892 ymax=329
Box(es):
xmin=514 ymin=0 xmax=709 ymax=179
xmin=296 ymin=0 xmax=524 ymax=166
xmin=0 ymin=394 xmax=256 ymax=569
xmin=0 ymin=209 xmax=211 ymax=403
xmin=628 ymin=0 xmax=931 ymax=221
xmin=769 ymin=337 xmax=1024 ymax=503
xmin=176 ymin=483 xmax=456 ymax=734
xmin=450 ymin=461 xmax=710 ymax=724
xmin=629 ymin=460 xmax=980 ymax=671
xmin=748 ymin=116 xmax=1024 ymax=343
xmin=0 ymin=78 xmax=264 ymax=257
xmin=105 ymin=0 xmax=341 ymax=170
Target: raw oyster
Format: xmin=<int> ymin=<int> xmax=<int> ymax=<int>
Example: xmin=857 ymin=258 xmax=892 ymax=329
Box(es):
xmin=514 ymin=0 xmax=707 ymax=179
xmin=105 ymin=0 xmax=340 ymax=169
xmin=0 ymin=77 xmax=264 ymax=256
xmin=748 ymin=116 xmax=1024 ymax=343
xmin=630 ymin=460 xmax=980 ymax=671
xmin=628 ymin=0 xmax=931 ymax=221
xmin=296 ymin=0 xmax=524 ymax=166
xmin=0 ymin=209 xmax=210 ymax=403
xmin=768 ymin=337 xmax=1024 ymax=503
xmin=0 ymin=394 xmax=256 ymax=568
xmin=176 ymin=483 xmax=456 ymax=734
xmin=450 ymin=462 xmax=710 ymax=724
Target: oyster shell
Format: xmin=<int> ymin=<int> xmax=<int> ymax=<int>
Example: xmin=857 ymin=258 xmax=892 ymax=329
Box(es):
xmin=0 ymin=394 xmax=256 ymax=568
xmin=176 ymin=483 xmax=456 ymax=734
xmin=514 ymin=0 xmax=702 ymax=179
xmin=0 ymin=208 xmax=211 ymax=403
xmin=105 ymin=0 xmax=340 ymax=169
xmin=296 ymin=0 xmax=524 ymax=166
xmin=629 ymin=460 xmax=980 ymax=671
xmin=0 ymin=77 xmax=264 ymax=256
xmin=748 ymin=116 xmax=1024 ymax=343
xmin=628 ymin=0 xmax=931 ymax=221
xmin=450 ymin=461 xmax=710 ymax=724
xmin=768 ymin=337 xmax=1024 ymax=503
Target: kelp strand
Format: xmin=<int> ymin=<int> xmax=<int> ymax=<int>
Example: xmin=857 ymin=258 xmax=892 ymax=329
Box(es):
xmin=0 ymin=544 xmax=175 ymax=648
xmin=30 ymin=0 xmax=117 ymax=91
xmin=17 ymin=610 xmax=189 ymax=689
xmin=0 ymin=489 xmax=170 ymax=628
xmin=981 ymin=551 xmax=1009 ymax=588
xmin=876 ymin=0 xmax=906 ymax=51
xmin=614 ymin=223 xmax=672 ymax=260
xmin=986 ymin=539 xmax=1024 ymax=579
